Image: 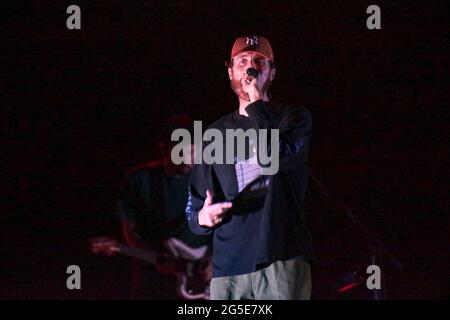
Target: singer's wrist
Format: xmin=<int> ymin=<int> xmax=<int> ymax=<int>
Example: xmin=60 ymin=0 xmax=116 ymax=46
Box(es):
xmin=198 ymin=209 xmax=210 ymax=227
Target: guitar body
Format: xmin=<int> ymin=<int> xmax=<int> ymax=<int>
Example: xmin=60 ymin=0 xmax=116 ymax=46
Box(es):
xmin=90 ymin=236 xmax=211 ymax=300
xmin=177 ymin=268 xmax=210 ymax=300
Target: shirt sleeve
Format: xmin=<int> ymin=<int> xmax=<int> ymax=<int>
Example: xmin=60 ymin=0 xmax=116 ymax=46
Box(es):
xmin=115 ymin=173 xmax=137 ymax=223
xmin=185 ymin=162 xmax=214 ymax=235
xmin=245 ymin=100 xmax=313 ymax=172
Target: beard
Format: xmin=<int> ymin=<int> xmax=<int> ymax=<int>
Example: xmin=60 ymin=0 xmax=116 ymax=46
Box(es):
xmin=230 ymin=76 xmax=272 ymax=101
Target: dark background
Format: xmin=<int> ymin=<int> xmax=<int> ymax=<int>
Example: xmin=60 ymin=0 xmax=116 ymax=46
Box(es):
xmin=1 ymin=1 xmax=448 ymax=299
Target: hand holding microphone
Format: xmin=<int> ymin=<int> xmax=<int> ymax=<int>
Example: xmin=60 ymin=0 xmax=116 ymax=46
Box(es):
xmin=244 ymin=68 xmax=262 ymax=102
xmin=245 ymin=67 xmax=259 ymax=84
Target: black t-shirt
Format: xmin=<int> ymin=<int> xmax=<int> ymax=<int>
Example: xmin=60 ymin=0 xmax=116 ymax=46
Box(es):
xmin=117 ymin=162 xmax=210 ymax=251
xmin=186 ymin=100 xmax=316 ymax=277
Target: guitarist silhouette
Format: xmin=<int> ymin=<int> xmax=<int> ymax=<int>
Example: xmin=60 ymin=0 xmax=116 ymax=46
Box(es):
xmin=111 ymin=115 xmax=211 ymax=299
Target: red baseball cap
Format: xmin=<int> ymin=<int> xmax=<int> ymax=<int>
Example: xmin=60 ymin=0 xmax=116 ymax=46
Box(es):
xmin=230 ymin=35 xmax=274 ymax=62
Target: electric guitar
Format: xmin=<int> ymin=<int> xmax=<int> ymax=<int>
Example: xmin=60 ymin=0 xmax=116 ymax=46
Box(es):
xmin=89 ymin=236 xmax=211 ymax=300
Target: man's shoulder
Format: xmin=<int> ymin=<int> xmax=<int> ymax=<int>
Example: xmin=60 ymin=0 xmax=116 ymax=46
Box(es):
xmin=268 ymin=101 xmax=312 ymax=130
xmin=206 ymin=110 xmax=236 ymax=131
xmin=269 ymin=101 xmax=311 ymax=117
xmin=123 ymin=160 xmax=163 ymax=182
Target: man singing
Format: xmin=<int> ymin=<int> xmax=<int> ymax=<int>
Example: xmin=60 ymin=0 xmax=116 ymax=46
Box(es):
xmin=186 ymin=35 xmax=315 ymax=300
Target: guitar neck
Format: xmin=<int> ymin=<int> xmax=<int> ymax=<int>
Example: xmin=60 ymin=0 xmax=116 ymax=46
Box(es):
xmin=117 ymin=244 xmax=158 ymax=264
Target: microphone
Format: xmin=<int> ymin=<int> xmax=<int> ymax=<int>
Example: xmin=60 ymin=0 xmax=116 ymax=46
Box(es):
xmin=246 ymin=68 xmax=259 ymax=83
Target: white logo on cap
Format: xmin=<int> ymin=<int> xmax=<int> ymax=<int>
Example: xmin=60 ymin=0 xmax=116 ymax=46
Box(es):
xmin=246 ymin=36 xmax=259 ymax=47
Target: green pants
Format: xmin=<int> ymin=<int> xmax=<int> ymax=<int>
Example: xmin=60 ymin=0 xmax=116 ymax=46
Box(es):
xmin=210 ymin=258 xmax=311 ymax=300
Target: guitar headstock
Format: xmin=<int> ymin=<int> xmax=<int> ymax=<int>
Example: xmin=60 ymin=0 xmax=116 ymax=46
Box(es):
xmin=89 ymin=236 xmax=120 ymax=256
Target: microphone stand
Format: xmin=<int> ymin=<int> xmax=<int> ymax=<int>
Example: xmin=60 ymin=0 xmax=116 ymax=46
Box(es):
xmin=307 ymin=168 xmax=404 ymax=300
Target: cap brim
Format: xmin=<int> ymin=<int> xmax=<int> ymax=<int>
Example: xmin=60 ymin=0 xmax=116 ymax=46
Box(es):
xmin=232 ymin=49 xmax=272 ymax=61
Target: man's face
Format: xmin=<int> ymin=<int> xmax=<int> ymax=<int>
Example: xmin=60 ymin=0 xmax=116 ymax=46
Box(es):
xmin=228 ymin=51 xmax=276 ymax=101
xmin=167 ymin=143 xmax=195 ymax=176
